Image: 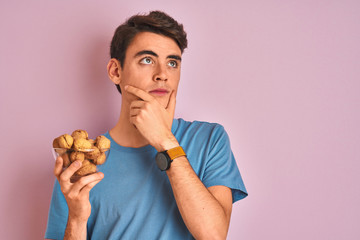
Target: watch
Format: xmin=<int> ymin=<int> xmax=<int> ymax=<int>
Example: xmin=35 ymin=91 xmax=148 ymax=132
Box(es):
xmin=155 ymin=146 xmax=186 ymax=171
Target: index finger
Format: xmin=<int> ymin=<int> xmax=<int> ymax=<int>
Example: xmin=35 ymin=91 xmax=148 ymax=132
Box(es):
xmin=166 ymin=90 xmax=176 ymax=117
xmin=58 ymin=160 xmax=82 ymax=183
xmin=125 ymin=85 xmax=153 ymax=102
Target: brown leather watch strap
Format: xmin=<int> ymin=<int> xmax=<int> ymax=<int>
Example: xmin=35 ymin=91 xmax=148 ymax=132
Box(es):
xmin=166 ymin=146 xmax=186 ymax=160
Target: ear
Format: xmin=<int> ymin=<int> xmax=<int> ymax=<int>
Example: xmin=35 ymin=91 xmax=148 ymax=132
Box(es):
xmin=107 ymin=58 xmax=122 ymax=85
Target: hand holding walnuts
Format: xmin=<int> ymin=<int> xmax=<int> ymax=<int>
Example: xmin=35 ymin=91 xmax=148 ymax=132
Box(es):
xmin=52 ymin=129 xmax=109 ymax=223
xmin=53 ymin=156 xmax=104 ymax=223
xmin=53 ymin=129 xmax=110 ymax=178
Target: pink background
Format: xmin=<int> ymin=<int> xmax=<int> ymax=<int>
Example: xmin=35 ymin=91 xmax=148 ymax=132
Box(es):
xmin=1 ymin=0 xmax=359 ymax=239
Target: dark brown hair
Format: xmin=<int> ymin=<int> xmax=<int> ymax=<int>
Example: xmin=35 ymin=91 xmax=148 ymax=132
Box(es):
xmin=110 ymin=11 xmax=188 ymax=94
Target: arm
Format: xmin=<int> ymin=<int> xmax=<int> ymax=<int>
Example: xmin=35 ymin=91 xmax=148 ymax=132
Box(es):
xmin=126 ymin=86 xmax=233 ymax=239
xmin=167 ymin=155 xmax=233 ymax=239
xmin=160 ymin=138 xmax=233 ymax=240
xmin=53 ymin=157 xmax=104 ymax=240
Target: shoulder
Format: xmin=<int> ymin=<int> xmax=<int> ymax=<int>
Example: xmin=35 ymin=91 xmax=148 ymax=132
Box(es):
xmin=174 ymin=118 xmax=225 ymax=133
xmin=173 ymin=118 xmax=229 ymax=145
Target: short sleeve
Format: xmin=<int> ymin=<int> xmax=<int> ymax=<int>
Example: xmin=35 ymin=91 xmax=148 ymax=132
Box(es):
xmin=202 ymin=124 xmax=248 ymax=203
xmin=44 ymin=180 xmax=69 ymax=240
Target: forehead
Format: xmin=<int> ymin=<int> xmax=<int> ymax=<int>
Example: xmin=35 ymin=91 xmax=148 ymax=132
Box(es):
xmin=126 ymin=32 xmax=181 ymax=57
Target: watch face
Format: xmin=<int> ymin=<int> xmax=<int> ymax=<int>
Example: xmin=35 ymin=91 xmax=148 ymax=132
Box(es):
xmin=156 ymin=152 xmax=169 ymax=171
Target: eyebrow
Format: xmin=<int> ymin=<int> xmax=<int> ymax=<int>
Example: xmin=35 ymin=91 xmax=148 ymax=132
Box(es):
xmin=135 ymin=50 xmax=158 ymax=58
xmin=134 ymin=50 xmax=182 ymax=61
xmin=168 ymin=55 xmax=182 ymax=61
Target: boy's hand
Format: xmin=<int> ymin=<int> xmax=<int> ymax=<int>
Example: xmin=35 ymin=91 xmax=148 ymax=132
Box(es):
xmin=125 ymin=85 xmax=179 ymax=151
xmin=54 ymin=156 xmax=104 ymax=222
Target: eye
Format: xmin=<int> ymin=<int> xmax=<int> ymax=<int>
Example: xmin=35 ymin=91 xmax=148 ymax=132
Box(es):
xmin=168 ymin=60 xmax=178 ymax=68
xmin=140 ymin=57 xmax=153 ymax=65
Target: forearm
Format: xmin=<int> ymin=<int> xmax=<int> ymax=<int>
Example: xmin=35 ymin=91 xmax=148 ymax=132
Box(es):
xmin=64 ymin=217 xmax=87 ymax=240
xmin=166 ymin=156 xmax=229 ymax=240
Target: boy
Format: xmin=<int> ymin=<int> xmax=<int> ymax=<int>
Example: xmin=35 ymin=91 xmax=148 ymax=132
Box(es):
xmin=46 ymin=11 xmax=247 ymax=240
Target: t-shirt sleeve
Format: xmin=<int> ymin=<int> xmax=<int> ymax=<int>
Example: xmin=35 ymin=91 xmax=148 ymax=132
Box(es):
xmin=44 ymin=180 xmax=69 ymax=240
xmin=202 ymin=124 xmax=248 ymax=203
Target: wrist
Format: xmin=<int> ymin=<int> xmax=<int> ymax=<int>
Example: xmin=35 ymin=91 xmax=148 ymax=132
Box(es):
xmin=68 ymin=213 xmax=89 ymax=224
xmin=156 ymin=134 xmax=179 ymax=152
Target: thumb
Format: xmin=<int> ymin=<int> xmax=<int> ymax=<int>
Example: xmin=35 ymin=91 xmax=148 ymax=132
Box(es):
xmin=166 ymin=90 xmax=176 ymax=117
xmin=54 ymin=156 xmax=63 ymax=180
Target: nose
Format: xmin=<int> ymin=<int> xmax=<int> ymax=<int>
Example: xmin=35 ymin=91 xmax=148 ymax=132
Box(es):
xmin=153 ymin=64 xmax=168 ymax=82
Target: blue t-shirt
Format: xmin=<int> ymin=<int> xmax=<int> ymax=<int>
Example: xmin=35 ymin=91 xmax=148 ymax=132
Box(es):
xmin=45 ymin=118 xmax=247 ymax=239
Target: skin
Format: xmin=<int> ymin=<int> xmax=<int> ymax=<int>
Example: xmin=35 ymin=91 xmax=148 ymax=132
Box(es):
xmin=52 ymin=32 xmax=232 ymax=240
xmin=53 ymin=159 xmax=104 ymax=240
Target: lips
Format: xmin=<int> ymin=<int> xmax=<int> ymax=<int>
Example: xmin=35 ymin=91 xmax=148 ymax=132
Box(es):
xmin=149 ymin=88 xmax=169 ymax=96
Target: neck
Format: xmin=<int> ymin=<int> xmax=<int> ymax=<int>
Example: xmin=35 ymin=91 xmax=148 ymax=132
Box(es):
xmin=109 ymin=101 xmax=149 ymax=148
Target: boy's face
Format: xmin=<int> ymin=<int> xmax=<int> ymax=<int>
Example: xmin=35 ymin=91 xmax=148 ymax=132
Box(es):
xmin=118 ymin=32 xmax=182 ymax=108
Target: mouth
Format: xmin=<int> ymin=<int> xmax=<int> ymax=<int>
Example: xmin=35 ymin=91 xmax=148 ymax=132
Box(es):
xmin=149 ymin=88 xmax=169 ymax=96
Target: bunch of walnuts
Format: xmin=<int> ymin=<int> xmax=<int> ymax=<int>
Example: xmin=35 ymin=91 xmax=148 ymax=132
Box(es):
xmin=53 ymin=130 xmax=110 ymax=177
